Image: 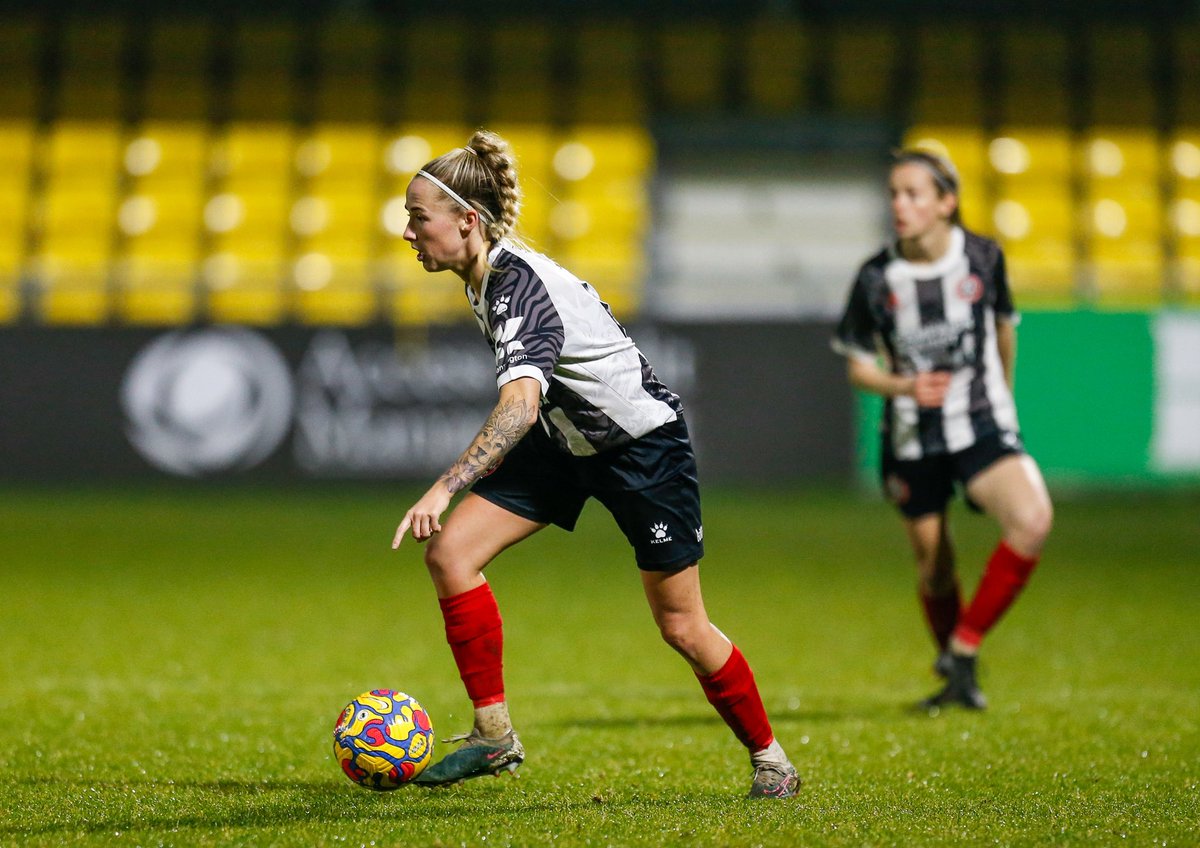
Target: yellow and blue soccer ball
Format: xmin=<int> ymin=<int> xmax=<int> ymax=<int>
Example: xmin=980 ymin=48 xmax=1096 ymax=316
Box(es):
xmin=332 ymin=689 xmax=434 ymax=790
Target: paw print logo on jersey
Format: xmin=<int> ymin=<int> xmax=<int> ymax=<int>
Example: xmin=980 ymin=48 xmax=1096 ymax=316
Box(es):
xmin=493 ymin=295 xmax=510 ymax=315
xmin=650 ymin=522 xmax=672 ymax=544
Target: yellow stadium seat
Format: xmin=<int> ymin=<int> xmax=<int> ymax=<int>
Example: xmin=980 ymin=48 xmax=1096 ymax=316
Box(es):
xmin=904 ymin=126 xmax=986 ymax=180
xmin=125 ymin=121 xmax=210 ymax=187
xmin=146 ymin=19 xmax=212 ymax=73
xmin=0 ymin=120 xmax=35 ymax=184
xmin=910 ymin=25 xmax=984 ymax=124
xmin=38 ymin=188 xmax=118 ymax=263
xmin=572 ymin=22 xmax=646 ymax=121
xmin=0 ymin=67 xmax=40 ymax=117
xmin=56 ymin=20 xmax=126 ymax=120
xmin=380 ymin=252 xmax=466 ymax=326
xmin=290 ymin=191 xmax=377 ymax=260
xmin=232 ymin=21 xmax=298 ymax=70
xmin=297 ymin=124 xmax=382 ymax=187
xmin=0 ymin=188 xmax=28 ymax=248
xmin=992 ymin=186 xmax=1077 ymax=302
xmin=827 ymin=25 xmax=899 ymax=115
xmin=1082 ymin=182 xmax=1166 ymax=304
xmin=396 ymin=22 xmax=470 ymax=123
xmin=0 ymin=274 xmax=19 ymax=323
xmin=204 ymin=254 xmax=288 ymax=325
xmin=142 ymin=76 xmax=212 ymax=121
xmin=997 ymin=26 xmax=1070 ymax=125
xmin=1080 ymin=127 xmax=1161 ymax=182
xmin=118 ymin=190 xmax=205 ymax=260
xmin=1085 ymin=25 xmax=1156 ymax=125
xmin=989 ymin=127 xmax=1074 ymax=186
xmin=486 ymin=20 xmax=555 ymax=121
xmin=315 ymin=73 xmax=382 ymax=122
xmin=43 ymin=121 xmax=124 ymax=186
xmin=1167 ymin=130 xmax=1200 ymax=188
xmin=557 ymin=241 xmax=644 ymax=319
xmin=31 ymin=259 xmax=110 ymax=325
xmin=62 ymin=18 xmax=125 ymax=68
xmin=212 ymin=123 xmax=294 ymax=184
xmin=744 ymin=18 xmax=809 ymax=115
xmin=658 ymin=23 xmax=727 ymax=112
xmin=292 ymin=257 xmax=376 ymax=325
xmin=1172 ymin=25 xmax=1200 ymax=123
xmin=207 ymin=191 xmax=290 ymax=255
xmin=315 ymin=19 xmax=382 ymax=72
xmin=113 ymin=257 xmax=198 ymax=325
xmin=229 ymin=73 xmax=296 ymax=122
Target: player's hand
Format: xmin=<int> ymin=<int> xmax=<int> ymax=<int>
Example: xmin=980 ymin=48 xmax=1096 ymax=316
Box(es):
xmin=392 ymin=487 xmax=452 ymax=548
xmin=912 ymin=371 xmax=952 ymax=408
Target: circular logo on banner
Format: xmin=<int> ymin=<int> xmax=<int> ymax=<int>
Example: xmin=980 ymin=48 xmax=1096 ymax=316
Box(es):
xmin=122 ymin=328 xmax=295 ymax=476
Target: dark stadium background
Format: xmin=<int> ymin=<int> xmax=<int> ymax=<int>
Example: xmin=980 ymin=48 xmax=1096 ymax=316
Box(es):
xmin=0 ymin=0 xmax=1196 ymax=487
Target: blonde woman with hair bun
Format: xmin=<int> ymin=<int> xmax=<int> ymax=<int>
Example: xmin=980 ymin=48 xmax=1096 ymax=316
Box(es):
xmin=391 ymin=130 xmax=799 ymax=799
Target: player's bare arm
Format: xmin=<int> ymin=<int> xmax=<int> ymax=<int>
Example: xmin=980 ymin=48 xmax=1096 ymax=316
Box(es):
xmin=393 ymin=377 xmax=541 ymax=547
xmin=995 ymin=317 xmax=1017 ymax=390
xmin=847 ymin=357 xmax=950 ymax=407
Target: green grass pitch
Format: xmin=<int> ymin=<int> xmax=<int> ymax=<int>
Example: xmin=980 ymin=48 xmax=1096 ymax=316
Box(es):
xmin=1 ymin=484 xmax=1197 ymax=846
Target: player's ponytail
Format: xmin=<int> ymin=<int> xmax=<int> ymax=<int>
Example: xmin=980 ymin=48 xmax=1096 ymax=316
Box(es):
xmin=418 ymin=130 xmax=522 ymax=244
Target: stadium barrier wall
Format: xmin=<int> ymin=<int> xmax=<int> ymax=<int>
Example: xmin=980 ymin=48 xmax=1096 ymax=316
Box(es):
xmin=0 ymin=322 xmax=854 ymax=484
xmin=856 ymin=309 xmax=1200 ymax=486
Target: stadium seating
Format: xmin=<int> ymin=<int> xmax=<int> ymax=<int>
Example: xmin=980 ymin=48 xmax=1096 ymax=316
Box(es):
xmin=743 ymin=18 xmax=810 ymax=116
xmin=0 ymin=13 xmax=1186 ymax=324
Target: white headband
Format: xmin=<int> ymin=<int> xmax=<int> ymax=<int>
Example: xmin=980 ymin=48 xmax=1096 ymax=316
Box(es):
xmin=417 ymin=170 xmax=472 ymax=213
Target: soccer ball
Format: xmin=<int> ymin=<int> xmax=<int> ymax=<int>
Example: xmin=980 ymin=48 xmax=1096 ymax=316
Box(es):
xmin=332 ymin=689 xmax=435 ymax=790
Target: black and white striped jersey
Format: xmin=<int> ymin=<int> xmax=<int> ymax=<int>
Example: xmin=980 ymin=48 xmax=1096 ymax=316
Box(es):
xmin=832 ymin=227 xmax=1020 ymax=459
xmin=467 ymin=242 xmax=682 ymax=456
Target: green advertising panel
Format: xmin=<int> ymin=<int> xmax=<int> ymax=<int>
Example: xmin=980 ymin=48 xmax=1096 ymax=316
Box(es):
xmin=855 ymin=310 xmax=1200 ymax=486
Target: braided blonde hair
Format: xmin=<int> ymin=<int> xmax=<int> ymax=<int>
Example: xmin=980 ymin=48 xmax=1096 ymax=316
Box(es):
xmin=419 ymin=130 xmax=522 ymax=244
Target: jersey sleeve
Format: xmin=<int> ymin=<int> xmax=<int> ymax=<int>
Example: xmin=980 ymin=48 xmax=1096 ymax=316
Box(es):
xmin=491 ymin=270 xmax=565 ymax=395
xmin=992 ymin=248 xmax=1019 ymax=324
xmin=831 ymin=270 xmax=880 ymax=361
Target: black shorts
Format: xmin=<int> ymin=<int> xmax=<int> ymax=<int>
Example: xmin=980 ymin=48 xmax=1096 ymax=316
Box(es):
xmin=471 ymin=416 xmax=705 ymax=572
xmin=880 ymin=430 xmax=1025 ymax=519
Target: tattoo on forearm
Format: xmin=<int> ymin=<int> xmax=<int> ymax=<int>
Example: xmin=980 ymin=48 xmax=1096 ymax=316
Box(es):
xmin=440 ymin=395 xmax=534 ymax=495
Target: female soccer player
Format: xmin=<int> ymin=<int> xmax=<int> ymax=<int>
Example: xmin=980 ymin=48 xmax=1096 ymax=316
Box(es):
xmin=390 ymin=130 xmax=798 ymax=798
xmin=832 ymin=149 xmax=1053 ymax=710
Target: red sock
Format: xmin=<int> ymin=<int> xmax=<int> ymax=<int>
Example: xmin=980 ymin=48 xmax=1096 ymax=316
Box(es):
xmin=439 ymin=583 xmax=505 ymax=707
xmin=696 ymin=645 xmax=774 ymax=752
xmin=953 ymin=541 xmax=1039 ymax=650
xmin=920 ymin=580 xmax=961 ymax=651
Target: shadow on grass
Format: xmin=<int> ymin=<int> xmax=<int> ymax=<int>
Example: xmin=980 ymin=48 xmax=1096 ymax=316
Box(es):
xmin=2 ymin=776 xmax=631 ymax=837
xmin=536 ymin=698 xmax=914 ymax=731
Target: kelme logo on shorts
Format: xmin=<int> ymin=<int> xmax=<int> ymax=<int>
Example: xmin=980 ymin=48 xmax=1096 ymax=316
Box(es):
xmin=650 ymin=522 xmax=672 ymax=544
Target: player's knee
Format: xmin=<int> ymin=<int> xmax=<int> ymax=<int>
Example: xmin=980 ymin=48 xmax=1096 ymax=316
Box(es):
xmin=1010 ymin=500 xmax=1053 ymax=555
xmin=656 ymin=613 xmax=703 ymax=659
xmin=422 ymin=535 xmax=458 ymax=581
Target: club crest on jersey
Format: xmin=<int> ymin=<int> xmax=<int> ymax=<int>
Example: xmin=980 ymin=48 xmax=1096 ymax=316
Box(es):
xmin=957 ymin=274 xmax=984 ymax=303
xmin=493 ymin=295 xmax=510 ymax=315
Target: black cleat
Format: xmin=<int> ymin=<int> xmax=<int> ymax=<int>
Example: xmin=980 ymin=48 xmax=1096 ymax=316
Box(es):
xmin=933 ymin=650 xmax=954 ymax=679
xmin=747 ymin=762 xmax=801 ymax=799
xmin=413 ymin=729 xmax=524 ymax=787
xmin=920 ymin=653 xmax=987 ymax=711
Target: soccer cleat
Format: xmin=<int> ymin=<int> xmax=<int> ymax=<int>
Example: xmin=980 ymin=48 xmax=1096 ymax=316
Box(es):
xmin=747 ymin=762 xmax=801 ymax=799
xmin=413 ymin=729 xmax=525 ymax=787
xmin=933 ymin=650 xmax=954 ymax=679
xmin=920 ymin=653 xmax=987 ymax=711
